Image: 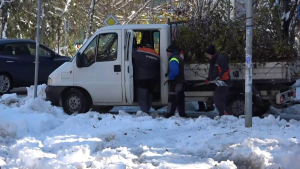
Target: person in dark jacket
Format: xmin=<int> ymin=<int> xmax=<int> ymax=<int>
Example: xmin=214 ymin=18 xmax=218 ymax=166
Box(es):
xmin=164 ymin=42 xmax=187 ymax=118
xmin=132 ymin=38 xmax=160 ymax=114
xmin=205 ymin=45 xmax=230 ymax=116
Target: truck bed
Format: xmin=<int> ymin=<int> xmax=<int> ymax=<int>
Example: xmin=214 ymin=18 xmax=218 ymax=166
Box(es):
xmin=184 ymin=62 xmax=299 ymax=82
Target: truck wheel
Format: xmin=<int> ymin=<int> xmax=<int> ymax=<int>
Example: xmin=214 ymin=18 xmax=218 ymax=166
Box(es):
xmin=0 ymin=73 xmax=12 ymax=94
xmin=228 ymin=95 xmax=269 ymax=117
xmin=253 ymin=106 xmax=270 ymax=117
xmin=63 ymin=88 xmax=91 ymax=115
xmin=228 ymin=95 xmax=245 ymax=117
xmin=92 ymin=106 xmax=114 ymax=113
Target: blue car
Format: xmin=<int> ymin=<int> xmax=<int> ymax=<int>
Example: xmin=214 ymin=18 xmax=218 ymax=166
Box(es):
xmin=0 ymin=39 xmax=70 ymax=94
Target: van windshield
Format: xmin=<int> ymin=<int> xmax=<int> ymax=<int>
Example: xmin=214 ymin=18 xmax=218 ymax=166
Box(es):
xmin=70 ymin=38 xmax=90 ymax=62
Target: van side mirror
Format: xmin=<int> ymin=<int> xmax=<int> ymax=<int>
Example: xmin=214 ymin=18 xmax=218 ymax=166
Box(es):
xmin=76 ymin=53 xmax=84 ymax=68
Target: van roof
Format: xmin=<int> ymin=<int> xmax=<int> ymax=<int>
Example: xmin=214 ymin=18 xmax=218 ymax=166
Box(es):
xmin=97 ymin=24 xmax=170 ymax=32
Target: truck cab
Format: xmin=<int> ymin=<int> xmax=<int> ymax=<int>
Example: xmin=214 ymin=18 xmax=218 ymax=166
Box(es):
xmin=46 ymin=24 xmax=171 ymax=114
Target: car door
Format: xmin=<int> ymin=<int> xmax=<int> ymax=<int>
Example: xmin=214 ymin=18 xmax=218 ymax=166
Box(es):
xmin=73 ymin=30 xmax=123 ymax=103
xmin=2 ymin=42 xmax=36 ymax=86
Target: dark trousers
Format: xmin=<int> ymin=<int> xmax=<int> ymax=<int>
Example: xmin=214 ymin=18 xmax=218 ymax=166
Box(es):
xmin=213 ymin=86 xmax=229 ymax=116
xmin=137 ymin=88 xmax=153 ymax=113
xmin=198 ymin=101 xmax=206 ymax=111
xmin=136 ymin=79 xmax=156 ymax=114
xmin=166 ymin=83 xmax=187 ymax=118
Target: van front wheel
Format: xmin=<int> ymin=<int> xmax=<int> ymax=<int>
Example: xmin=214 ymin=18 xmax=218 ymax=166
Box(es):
xmin=63 ymin=88 xmax=91 ymax=115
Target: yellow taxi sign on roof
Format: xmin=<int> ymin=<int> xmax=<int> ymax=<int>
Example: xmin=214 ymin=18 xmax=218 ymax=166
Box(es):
xmin=104 ymin=14 xmax=119 ymax=26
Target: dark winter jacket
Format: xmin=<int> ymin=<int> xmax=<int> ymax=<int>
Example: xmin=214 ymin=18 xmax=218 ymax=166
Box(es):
xmin=168 ymin=52 xmax=185 ymax=83
xmin=132 ymin=47 xmax=160 ymax=82
xmin=207 ymin=54 xmax=230 ymax=82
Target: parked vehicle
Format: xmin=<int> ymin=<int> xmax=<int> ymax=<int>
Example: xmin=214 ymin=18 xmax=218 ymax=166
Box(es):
xmin=0 ymin=39 xmax=71 ymax=94
xmin=45 ymin=23 xmax=300 ymax=116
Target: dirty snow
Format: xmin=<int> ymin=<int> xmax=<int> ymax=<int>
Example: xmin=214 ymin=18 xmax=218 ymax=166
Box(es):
xmin=0 ymin=85 xmax=300 ymax=168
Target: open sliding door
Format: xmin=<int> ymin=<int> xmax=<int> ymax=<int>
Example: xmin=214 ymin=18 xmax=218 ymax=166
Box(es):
xmin=124 ymin=30 xmax=134 ymax=103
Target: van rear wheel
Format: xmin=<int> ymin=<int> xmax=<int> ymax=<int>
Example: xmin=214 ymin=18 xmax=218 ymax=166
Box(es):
xmin=228 ymin=95 xmax=269 ymax=117
xmin=63 ymin=88 xmax=91 ymax=115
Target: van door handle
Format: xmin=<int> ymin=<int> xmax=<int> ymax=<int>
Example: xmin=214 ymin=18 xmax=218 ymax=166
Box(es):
xmin=114 ymin=65 xmax=121 ymax=72
xmin=6 ymin=61 xmax=13 ymax=63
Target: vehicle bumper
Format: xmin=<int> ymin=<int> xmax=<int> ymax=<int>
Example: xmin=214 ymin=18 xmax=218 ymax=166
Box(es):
xmin=45 ymin=86 xmax=67 ymax=106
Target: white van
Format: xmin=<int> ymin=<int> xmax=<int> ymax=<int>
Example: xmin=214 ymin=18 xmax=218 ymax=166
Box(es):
xmin=46 ymin=24 xmax=171 ymax=114
xmin=45 ymin=22 xmax=300 ymax=116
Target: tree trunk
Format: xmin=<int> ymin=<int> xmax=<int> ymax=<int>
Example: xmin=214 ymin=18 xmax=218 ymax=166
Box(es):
xmin=282 ymin=0 xmax=290 ymax=38
xmin=1 ymin=8 xmax=8 ymax=39
xmin=86 ymin=0 xmax=95 ymax=40
xmin=0 ymin=1 xmax=9 ymax=39
xmin=40 ymin=3 xmax=49 ymax=44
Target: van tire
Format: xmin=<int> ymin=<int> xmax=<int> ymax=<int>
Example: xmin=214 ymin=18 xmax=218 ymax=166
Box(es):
xmin=92 ymin=106 xmax=114 ymax=113
xmin=63 ymin=88 xmax=91 ymax=115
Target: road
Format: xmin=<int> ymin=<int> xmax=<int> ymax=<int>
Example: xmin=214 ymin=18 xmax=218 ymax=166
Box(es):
xmin=7 ymin=87 xmax=28 ymax=95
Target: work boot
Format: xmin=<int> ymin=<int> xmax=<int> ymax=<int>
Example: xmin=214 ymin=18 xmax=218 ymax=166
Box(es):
xmin=164 ymin=113 xmax=174 ymax=118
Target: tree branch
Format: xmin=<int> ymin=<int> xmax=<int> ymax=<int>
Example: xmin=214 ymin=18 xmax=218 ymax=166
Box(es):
xmin=124 ymin=0 xmax=152 ymax=24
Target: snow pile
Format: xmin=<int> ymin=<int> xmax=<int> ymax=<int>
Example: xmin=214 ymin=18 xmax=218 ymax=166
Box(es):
xmin=2 ymin=84 xmax=63 ymax=116
xmin=26 ymin=84 xmax=47 ymax=99
xmin=0 ymin=93 xmax=21 ymax=106
xmin=0 ymin=99 xmax=299 ymax=168
xmin=0 ymin=85 xmax=300 ymax=168
xmin=0 ymin=118 xmax=17 ymax=138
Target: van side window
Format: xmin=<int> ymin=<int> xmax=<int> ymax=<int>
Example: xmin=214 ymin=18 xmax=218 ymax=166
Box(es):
xmin=82 ymin=36 xmax=97 ymax=66
xmin=97 ymin=33 xmax=118 ymax=62
xmin=134 ymin=31 xmax=142 ymax=46
xmin=153 ymin=31 xmax=160 ymax=54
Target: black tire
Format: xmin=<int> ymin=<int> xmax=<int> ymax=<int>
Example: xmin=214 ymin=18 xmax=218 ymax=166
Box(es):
xmin=254 ymin=107 xmax=270 ymax=117
xmin=228 ymin=95 xmax=270 ymax=117
xmin=92 ymin=106 xmax=114 ymax=113
xmin=0 ymin=73 xmax=12 ymax=94
xmin=62 ymin=88 xmax=91 ymax=115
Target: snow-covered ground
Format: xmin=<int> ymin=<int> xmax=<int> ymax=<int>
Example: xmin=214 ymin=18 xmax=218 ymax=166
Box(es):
xmin=0 ymin=85 xmax=300 ymax=168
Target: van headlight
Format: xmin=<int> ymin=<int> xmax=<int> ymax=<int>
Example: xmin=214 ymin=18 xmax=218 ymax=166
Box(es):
xmin=47 ymin=77 xmax=52 ymax=85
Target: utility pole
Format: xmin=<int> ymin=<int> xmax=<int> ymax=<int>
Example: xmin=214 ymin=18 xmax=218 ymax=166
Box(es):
xmin=245 ymin=0 xmax=253 ymax=127
xmin=34 ymin=0 xmax=42 ymax=98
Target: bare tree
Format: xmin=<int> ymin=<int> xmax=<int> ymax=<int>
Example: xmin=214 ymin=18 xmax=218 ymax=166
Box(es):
xmin=86 ymin=0 xmax=95 ymax=39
